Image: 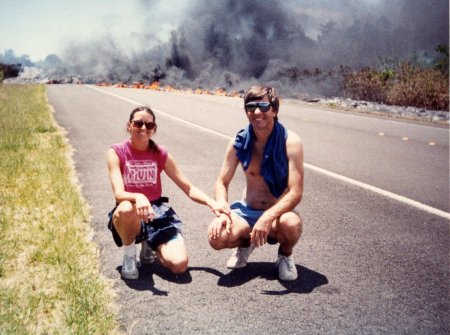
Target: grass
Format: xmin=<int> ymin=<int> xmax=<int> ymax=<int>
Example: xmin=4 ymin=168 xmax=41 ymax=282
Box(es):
xmin=0 ymin=84 xmax=120 ymax=334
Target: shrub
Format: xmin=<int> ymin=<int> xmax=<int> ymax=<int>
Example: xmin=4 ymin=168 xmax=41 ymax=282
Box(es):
xmin=341 ymin=62 xmax=449 ymax=110
xmin=340 ymin=65 xmax=390 ymax=102
xmin=386 ymin=63 xmax=448 ymax=110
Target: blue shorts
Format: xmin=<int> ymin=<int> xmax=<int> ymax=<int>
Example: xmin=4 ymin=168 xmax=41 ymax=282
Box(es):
xmin=230 ymin=200 xmax=265 ymax=227
xmin=108 ymin=197 xmax=182 ymax=249
xmin=230 ymin=200 xmax=278 ymax=244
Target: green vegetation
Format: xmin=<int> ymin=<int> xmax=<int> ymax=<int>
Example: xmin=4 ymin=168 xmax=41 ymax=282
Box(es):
xmin=434 ymin=44 xmax=449 ymax=77
xmin=0 ymin=85 xmax=120 ymax=334
xmin=0 ymin=63 xmax=22 ymax=82
xmin=341 ymin=45 xmax=449 ymax=111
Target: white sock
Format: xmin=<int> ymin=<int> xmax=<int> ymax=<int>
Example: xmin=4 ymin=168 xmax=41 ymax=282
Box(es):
xmin=123 ymin=244 xmax=136 ymax=257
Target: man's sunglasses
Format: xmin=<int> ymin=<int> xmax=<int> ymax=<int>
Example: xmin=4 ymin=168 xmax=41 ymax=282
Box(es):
xmin=245 ymin=102 xmax=272 ymax=113
xmin=132 ymin=120 xmax=157 ymax=130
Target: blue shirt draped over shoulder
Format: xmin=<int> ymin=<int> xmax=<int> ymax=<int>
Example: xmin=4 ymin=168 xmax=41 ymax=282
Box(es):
xmin=233 ymin=122 xmax=288 ymax=198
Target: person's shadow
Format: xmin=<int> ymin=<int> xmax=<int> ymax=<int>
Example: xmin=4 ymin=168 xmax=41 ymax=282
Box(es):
xmin=216 ymin=262 xmax=328 ymax=294
xmin=117 ymin=262 xmax=193 ymax=295
xmin=119 ymin=262 xmax=327 ymax=295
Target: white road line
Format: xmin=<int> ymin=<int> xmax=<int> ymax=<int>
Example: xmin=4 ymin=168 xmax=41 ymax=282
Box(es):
xmin=304 ymin=164 xmax=450 ymax=220
xmin=88 ymin=85 xmax=230 ymax=139
xmin=87 ymin=85 xmax=450 ymax=220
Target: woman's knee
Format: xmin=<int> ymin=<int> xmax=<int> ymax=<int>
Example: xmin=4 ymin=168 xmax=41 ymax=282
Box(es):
xmin=167 ymin=255 xmax=189 ymax=274
xmin=114 ymin=202 xmax=139 ymax=229
xmin=114 ymin=201 xmax=135 ymax=221
xmin=159 ymin=239 xmax=189 ymax=274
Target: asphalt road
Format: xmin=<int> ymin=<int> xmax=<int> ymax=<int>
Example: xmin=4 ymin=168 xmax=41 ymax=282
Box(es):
xmin=46 ymin=84 xmax=449 ymax=335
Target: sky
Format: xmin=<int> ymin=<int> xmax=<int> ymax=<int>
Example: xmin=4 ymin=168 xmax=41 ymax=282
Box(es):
xmin=1 ymin=0 xmax=447 ymax=63
xmin=0 ymin=0 xmax=394 ymax=62
xmin=0 ymin=0 xmax=189 ymax=62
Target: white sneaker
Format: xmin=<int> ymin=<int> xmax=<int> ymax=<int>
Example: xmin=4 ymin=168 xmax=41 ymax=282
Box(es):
xmin=121 ymin=254 xmax=139 ymax=280
xmin=276 ymin=254 xmax=298 ymax=281
xmin=226 ymin=245 xmax=255 ymax=269
xmin=140 ymin=242 xmax=157 ymax=264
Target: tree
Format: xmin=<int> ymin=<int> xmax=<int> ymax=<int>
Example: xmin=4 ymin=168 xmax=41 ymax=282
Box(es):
xmin=0 ymin=49 xmax=33 ymax=66
xmin=0 ymin=63 xmax=22 ymax=79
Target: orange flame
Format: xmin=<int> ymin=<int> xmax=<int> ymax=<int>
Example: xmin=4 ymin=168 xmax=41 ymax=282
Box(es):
xmin=96 ymin=80 xmax=242 ymax=98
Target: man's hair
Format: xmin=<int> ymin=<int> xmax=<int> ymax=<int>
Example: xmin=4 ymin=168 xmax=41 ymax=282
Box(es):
xmin=244 ymin=84 xmax=280 ymax=121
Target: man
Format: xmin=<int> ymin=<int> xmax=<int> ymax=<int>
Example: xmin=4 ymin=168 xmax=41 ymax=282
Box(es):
xmin=208 ymin=84 xmax=304 ymax=281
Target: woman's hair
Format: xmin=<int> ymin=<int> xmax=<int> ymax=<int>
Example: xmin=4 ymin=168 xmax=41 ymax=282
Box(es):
xmin=129 ymin=106 xmax=159 ymax=152
xmin=244 ymin=84 xmax=280 ymax=122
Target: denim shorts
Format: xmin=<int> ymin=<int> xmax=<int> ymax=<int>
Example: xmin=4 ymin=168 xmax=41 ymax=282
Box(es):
xmin=107 ymin=197 xmax=182 ymax=249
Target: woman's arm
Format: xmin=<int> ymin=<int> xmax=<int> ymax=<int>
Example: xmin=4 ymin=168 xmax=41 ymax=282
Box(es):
xmin=163 ymin=153 xmax=229 ymax=215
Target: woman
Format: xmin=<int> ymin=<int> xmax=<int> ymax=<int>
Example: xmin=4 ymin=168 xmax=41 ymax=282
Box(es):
xmin=107 ymin=106 xmax=228 ymax=280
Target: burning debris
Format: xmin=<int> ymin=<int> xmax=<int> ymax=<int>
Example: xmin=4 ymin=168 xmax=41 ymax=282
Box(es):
xmin=90 ymin=79 xmax=448 ymax=124
xmin=95 ymin=80 xmax=242 ymax=97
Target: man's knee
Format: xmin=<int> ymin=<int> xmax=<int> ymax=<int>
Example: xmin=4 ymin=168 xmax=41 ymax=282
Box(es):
xmin=207 ymin=217 xmax=234 ymax=250
xmin=208 ymin=214 xmax=251 ymax=250
xmin=208 ymin=230 xmax=230 ymax=250
xmin=278 ymin=212 xmax=302 ymax=237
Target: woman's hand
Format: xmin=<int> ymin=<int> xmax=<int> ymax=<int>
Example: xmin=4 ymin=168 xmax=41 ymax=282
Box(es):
xmin=135 ymin=193 xmax=154 ymax=222
xmin=209 ymin=199 xmax=231 ymax=217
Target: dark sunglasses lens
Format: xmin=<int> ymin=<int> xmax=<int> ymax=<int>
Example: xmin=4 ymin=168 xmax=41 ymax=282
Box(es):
xmin=145 ymin=122 xmax=156 ymax=130
xmin=132 ymin=120 xmax=155 ymax=130
xmin=245 ymin=104 xmax=257 ymax=113
xmin=259 ymin=104 xmax=271 ymax=112
xmin=133 ymin=120 xmax=144 ymax=128
xmin=245 ymin=102 xmax=271 ymax=113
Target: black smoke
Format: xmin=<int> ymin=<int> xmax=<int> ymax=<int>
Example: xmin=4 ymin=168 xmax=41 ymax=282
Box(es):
xmin=60 ymin=0 xmax=449 ymax=98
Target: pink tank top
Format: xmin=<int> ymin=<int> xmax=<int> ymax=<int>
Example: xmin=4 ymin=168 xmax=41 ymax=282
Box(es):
xmin=112 ymin=139 xmax=168 ymax=201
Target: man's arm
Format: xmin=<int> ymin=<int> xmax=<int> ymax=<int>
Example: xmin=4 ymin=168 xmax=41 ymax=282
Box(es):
xmin=209 ymin=139 xmax=240 ymax=237
xmin=250 ymin=130 xmax=304 ymax=246
xmin=214 ymin=139 xmax=240 ymax=203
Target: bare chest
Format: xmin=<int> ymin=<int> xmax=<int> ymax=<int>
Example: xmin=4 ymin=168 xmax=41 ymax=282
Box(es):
xmin=246 ymin=143 xmax=264 ymax=176
xmin=243 ymin=144 xmax=276 ymax=209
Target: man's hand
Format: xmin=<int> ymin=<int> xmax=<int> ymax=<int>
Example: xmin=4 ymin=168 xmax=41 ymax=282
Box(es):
xmin=208 ymin=213 xmax=232 ymax=239
xmin=135 ymin=193 xmax=154 ymax=222
xmin=250 ymin=214 xmax=273 ymax=247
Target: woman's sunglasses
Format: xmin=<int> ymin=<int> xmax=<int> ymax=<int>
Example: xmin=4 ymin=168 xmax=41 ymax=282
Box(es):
xmin=245 ymin=102 xmax=272 ymax=113
xmin=132 ymin=120 xmax=157 ymax=130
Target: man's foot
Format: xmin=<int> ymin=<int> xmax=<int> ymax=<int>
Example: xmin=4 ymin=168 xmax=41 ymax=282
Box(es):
xmin=121 ymin=254 xmax=139 ymax=279
xmin=226 ymin=245 xmax=255 ymax=269
xmin=276 ymin=254 xmax=298 ymax=281
xmin=140 ymin=242 xmax=157 ymax=264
